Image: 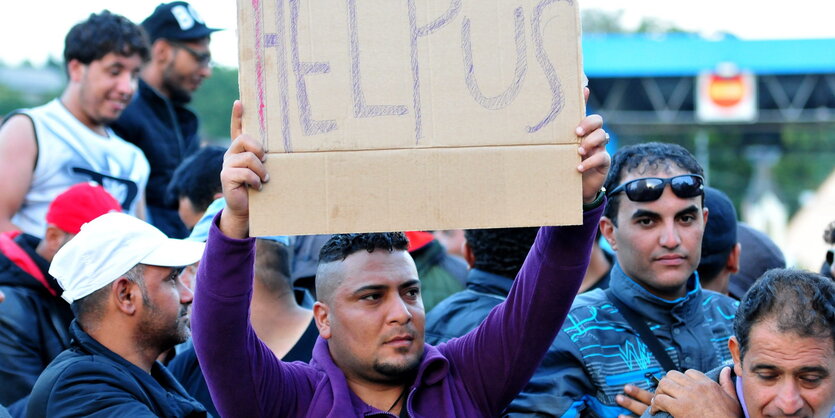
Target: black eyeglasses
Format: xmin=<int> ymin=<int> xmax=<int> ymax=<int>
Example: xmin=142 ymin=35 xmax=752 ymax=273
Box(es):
xmin=608 ymin=174 xmax=705 ymax=202
xmin=827 ymin=249 xmax=834 ymax=266
xmin=170 ymin=41 xmax=212 ymax=67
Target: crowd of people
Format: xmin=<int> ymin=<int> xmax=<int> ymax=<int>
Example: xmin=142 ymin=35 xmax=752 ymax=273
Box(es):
xmin=0 ymin=3 xmax=833 ymax=418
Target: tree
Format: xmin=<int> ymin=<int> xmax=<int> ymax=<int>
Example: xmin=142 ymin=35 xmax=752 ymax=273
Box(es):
xmin=191 ymin=65 xmax=239 ymax=144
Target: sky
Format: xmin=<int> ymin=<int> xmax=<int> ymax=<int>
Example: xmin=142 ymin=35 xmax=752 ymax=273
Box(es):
xmin=2 ymin=0 xmax=835 ymax=69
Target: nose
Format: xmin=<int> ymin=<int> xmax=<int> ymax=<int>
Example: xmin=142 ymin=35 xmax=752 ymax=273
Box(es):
xmin=773 ymin=381 xmax=804 ymax=415
xmin=198 ymin=64 xmax=213 ymax=79
xmin=178 ymin=278 xmax=194 ymax=305
xmin=658 ymin=221 xmax=681 ymax=249
xmin=386 ymin=295 xmax=413 ymax=325
xmin=116 ymin=72 xmax=136 ymax=97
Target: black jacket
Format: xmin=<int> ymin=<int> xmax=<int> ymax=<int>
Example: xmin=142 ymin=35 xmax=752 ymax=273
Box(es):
xmin=112 ymin=79 xmax=199 ymax=239
xmin=0 ymin=233 xmax=73 ymax=406
xmin=27 ymin=321 xmax=206 ymax=417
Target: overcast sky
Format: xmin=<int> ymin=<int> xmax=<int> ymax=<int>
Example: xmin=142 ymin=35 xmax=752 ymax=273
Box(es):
xmin=3 ymin=0 xmax=834 ymax=68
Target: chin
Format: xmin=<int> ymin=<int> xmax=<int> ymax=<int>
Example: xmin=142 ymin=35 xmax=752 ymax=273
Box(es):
xmin=373 ymin=353 xmax=422 ymax=379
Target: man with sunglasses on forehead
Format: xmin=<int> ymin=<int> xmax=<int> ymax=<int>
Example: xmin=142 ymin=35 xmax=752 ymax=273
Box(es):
xmin=113 ymin=2 xmax=219 ymax=239
xmin=535 ymin=142 xmax=738 ymax=417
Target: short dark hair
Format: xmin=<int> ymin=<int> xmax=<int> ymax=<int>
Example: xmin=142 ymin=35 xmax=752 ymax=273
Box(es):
xmin=255 ymin=238 xmax=293 ymax=295
xmin=315 ymin=233 xmax=410 ymax=303
xmin=71 ymin=264 xmax=147 ymax=331
xmin=734 ymin=268 xmax=835 ymax=360
xmin=64 ymin=10 xmax=150 ymax=68
xmin=318 ymin=233 xmax=410 ymax=263
xmin=464 ymin=227 xmax=539 ymax=278
xmin=603 ymin=142 xmax=704 ymax=223
xmin=166 ymin=146 xmax=226 ymax=211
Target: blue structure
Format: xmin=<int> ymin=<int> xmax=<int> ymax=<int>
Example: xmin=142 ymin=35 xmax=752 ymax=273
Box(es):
xmin=583 ymin=34 xmax=835 ymax=77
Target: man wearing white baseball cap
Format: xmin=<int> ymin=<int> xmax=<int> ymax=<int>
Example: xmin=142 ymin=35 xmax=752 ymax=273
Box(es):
xmin=26 ymin=212 xmax=207 ymax=417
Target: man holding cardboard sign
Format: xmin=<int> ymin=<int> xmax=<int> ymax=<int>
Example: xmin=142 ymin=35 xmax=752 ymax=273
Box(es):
xmin=190 ymin=99 xmax=610 ymax=417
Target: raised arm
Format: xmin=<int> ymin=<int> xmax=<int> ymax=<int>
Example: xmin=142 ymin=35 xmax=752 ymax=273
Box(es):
xmin=438 ymin=107 xmax=611 ymax=415
xmin=191 ymin=101 xmax=312 ymax=417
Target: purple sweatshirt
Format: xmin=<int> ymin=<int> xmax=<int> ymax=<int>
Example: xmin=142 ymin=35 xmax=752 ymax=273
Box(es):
xmin=192 ymin=204 xmax=602 ymax=417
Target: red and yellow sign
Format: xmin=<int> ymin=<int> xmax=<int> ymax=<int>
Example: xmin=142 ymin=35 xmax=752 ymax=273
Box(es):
xmin=697 ymin=70 xmax=757 ymax=122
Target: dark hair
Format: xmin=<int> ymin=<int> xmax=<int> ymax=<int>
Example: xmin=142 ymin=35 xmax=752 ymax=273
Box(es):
xmin=734 ymin=268 xmax=835 ymax=360
xmin=166 ymin=146 xmax=226 ymax=211
xmin=255 ymin=239 xmax=293 ymax=295
xmin=464 ymin=227 xmax=539 ymax=278
xmin=603 ymin=142 xmax=704 ymax=224
xmin=319 ymin=233 xmax=409 ymax=263
xmin=696 ymin=247 xmax=734 ymax=285
xmin=71 ymin=265 xmax=147 ymax=330
xmin=64 ymin=10 xmax=150 ymax=69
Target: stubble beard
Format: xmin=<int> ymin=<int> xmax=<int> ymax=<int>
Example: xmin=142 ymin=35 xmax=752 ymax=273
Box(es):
xmin=162 ymin=63 xmax=193 ymax=104
xmin=370 ymin=347 xmax=422 ymax=383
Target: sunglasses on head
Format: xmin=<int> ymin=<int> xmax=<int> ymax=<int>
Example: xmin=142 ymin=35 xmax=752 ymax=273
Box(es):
xmin=607 ymin=174 xmax=705 ymax=202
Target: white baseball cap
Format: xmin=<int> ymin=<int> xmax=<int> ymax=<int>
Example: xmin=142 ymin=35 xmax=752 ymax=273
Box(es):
xmin=50 ymin=212 xmax=206 ymax=304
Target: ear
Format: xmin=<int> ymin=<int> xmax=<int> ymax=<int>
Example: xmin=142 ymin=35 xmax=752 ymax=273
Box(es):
xmin=599 ymin=217 xmax=617 ymax=251
xmin=463 ymin=242 xmax=475 ymax=269
xmin=43 ymin=226 xmax=68 ymax=254
xmin=729 ymin=336 xmax=743 ymax=377
xmin=153 ymin=39 xmax=174 ymax=64
xmin=313 ymin=301 xmax=332 ymax=339
xmin=726 ymin=243 xmax=741 ymax=274
xmin=702 ymin=206 xmax=710 ymax=225
xmin=66 ymin=59 xmax=85 ymax=83
xmin=112 ymin=277 xmax=140 ymax=315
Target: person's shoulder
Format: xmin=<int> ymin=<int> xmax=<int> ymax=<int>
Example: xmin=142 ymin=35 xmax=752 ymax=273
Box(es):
xmin=43 ymin=348 xmax=134 ymax=382
xmin=568 ymin=288 xmax=609 ymax=312
xmin=558 ymin=289 xmax=621 ymax=342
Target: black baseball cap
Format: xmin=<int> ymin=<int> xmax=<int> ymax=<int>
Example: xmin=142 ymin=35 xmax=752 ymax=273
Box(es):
xmin=142 ymin=2 xmax=220 ymax=43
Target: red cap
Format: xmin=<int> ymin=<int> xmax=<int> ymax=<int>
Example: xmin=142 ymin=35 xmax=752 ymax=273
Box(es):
xmin=45 ymin=183 xmax=122 ymax=234
xmin=405 ymin=231 xmax=435 ymax=252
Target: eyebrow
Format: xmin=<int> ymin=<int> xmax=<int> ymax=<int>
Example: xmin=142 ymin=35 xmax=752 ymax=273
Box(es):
xmin=399 ymin=279 xmax=421 ymax=290
xmin=675 ymin=205 xmax=700 ymax=218
xmin=351 ymin=279 xmax=421 ymax=296
xmin=630 ymin=209 xmax=660 ymax=220
xmin=351 ymin=284 xmax=387 ymax=297
xmin=797 ymin=366 xmax=830 ymax=376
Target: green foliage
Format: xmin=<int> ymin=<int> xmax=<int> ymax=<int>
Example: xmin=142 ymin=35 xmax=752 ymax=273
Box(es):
xmin=190 ymin=65 xmax=239 ymax=144
xmin=582 ymin=9 xmax=690 ymax=35
xmin=0 ymin=83 xmax=32 ymax=117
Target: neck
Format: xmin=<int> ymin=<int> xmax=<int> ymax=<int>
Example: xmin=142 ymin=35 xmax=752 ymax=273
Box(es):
xmin=700 ymin=272 xmax=730 ymax=295
xmin=59 ymin=90 xmax=106 ymax=136
xmin=579 ymin=244 xmax=612 ymax=293
xmin=86 ymin=320 xmax=159 ymax=373
xmin=249 ymin=280 xmax=313 ymax=357
xmin=344 ymin=376 xmax=409 ymax=415
xmin=34 ymin=240 xmax=57 ymax=264
xmin=141 ymin=66 xmax=169 ymax=99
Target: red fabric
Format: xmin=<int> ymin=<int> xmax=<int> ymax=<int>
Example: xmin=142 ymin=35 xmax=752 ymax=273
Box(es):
xmin=45 ymin=182 xmax=122 ymax=234
xmin=405 ymin=231 xmax=434 ymax=252
xmin=0 ymin=231 xmax=55 ymax=296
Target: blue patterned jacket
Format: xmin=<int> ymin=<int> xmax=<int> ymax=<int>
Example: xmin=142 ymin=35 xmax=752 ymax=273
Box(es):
xmin=507 ymin=263 xmax=738 ymax=418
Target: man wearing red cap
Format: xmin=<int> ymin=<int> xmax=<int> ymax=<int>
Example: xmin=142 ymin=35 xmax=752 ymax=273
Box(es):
xmin=0 ymin=183 xmax=121 ymax=408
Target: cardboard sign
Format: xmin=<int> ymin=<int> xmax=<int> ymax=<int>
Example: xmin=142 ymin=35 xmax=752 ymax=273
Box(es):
xmin=238 ymin=0 xmax=585 ymax=235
